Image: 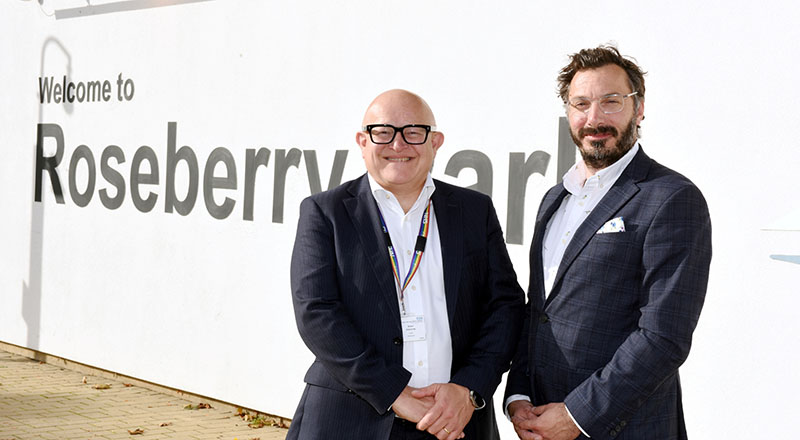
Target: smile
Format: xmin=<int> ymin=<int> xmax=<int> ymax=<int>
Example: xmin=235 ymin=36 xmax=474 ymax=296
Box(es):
xmin=386 ymin=157 xmax=411 ymax=162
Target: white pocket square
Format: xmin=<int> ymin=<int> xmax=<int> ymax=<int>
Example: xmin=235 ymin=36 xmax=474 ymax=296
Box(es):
xmin=597 ymin=217 xmax=625 ymax=234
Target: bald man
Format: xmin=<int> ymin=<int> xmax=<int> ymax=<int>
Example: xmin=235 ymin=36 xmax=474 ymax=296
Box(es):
xmin=288 ymin=90 xmax=524 ymax=440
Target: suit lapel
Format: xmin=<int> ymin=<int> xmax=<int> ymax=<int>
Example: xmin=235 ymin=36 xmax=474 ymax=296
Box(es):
xmin=546 ymin=149 xmax=651 ymax=306
xmin=532 ymin=186 xmax=569 ymax=306
xmin=431 ymin=181 xmax=462 ymax=327
xmin=342 ymin=175 xmax=402 ymax=326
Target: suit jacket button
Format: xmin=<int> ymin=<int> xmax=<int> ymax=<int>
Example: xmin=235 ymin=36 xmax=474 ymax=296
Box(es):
xmin=538 ymin=314 xmax=549 ymax=324
xmin=393 ymin=337 xmax=403 ymax=346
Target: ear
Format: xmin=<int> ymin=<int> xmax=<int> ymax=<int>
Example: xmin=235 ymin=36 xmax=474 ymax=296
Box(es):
xmin=635 ymin=99 xmax=645 ymax=126
xmin=356 ymin=131 xmax=368 ymax=153
xmin=430 ymin=131 xmax=444 ymax=153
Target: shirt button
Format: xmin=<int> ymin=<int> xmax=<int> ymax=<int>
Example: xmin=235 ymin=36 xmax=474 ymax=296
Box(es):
xmin=418 ymin=361 xmax=424 ymax=367
xmin=407 ymin=250 xmax=412 ymax=256
xmin=411 ymin=286 xmax=416 ymax=291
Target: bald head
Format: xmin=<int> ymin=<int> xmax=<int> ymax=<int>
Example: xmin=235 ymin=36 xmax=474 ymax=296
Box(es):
xmin=361 ymin=89 xmax=437 ymax=127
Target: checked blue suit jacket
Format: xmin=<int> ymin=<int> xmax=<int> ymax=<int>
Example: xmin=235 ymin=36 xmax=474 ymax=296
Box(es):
xmin=505 ymin=147 xmax=712 ymax=439
xmin=288 ymin=174 xmax=524 ymax=440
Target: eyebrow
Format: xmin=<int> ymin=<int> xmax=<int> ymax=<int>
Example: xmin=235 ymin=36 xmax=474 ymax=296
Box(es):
xmin=570 ymin=92 xmax=627 ymax=99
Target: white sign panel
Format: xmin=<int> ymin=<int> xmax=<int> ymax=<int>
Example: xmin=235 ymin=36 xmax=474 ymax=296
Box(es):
xmin=1 ymin=1 xmax=798 ymax=437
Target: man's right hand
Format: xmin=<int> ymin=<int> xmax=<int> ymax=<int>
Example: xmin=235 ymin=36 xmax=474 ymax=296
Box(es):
xmin=392 ymin=386 xmax=435 ymax=424
xmin=509 ymin=400 xmax=542 ymax=440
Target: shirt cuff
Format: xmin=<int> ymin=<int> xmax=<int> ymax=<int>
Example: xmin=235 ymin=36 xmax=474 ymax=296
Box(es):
xmin=564 ymin=404 xmax=591 ymax=438
xmin=503 ymin=394 xmax=531 ymax=420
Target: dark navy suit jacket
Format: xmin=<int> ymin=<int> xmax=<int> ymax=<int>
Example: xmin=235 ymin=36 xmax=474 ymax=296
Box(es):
xmin=288 ymin=175 xmax=524 ymax=440
xmin=505 ymin=148 xmax=712 ymax=440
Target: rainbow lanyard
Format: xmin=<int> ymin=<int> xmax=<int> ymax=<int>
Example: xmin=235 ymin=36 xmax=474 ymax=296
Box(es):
xmin=377 ymin=200 xmax=432 ymax=315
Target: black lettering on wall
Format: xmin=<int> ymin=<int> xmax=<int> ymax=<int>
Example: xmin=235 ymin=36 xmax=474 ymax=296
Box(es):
xmin=556 ymin=117 xmax=575 ymax=184
xmin=68 ymin=145 xmax=96 ymax=207
xmin=272 ymin=148 xmax=301 ymax=224
xmin=243 ymin=148 xmax=271 ymax=222
xmin=204 ymin=147 xmax=237 ymax=220
xmin=165 ymin=122 xmax=198 ymax=216
xmin=302 ymin=149 xmax=349 ymax=194
xmin=99 ymin=145 xmax=126 ymax=210
xmin=443 ymin=150 xmax=493 ymax=197
xmin=506 ymin=151 xmax=550 ymax=245
xmin=35 ymin=123 xmax=65 ymax=203
xmin=130 ymin=146 xmax=159 ymax=213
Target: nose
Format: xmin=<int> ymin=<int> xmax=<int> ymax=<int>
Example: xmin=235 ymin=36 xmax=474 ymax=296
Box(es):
xmin=585 ymin=102 xmax=604 ymax=126
xmin=388 ymin=131 xmax=410 ymax=151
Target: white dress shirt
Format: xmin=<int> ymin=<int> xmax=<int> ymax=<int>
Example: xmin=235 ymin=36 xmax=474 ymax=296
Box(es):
xmin=505 ymin=143 xmax=640 ymax=437
xmin=541 ymin=143 xmax=639 ymax=298
xmin=368 ymin=173 xmax=453 ymax=388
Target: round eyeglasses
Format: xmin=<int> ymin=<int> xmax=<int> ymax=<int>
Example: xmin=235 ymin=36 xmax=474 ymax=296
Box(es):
xmin=362 ymin=124 xmax=435 ymax=145
xmin=568 ymin=91 xmax=638 ymax=114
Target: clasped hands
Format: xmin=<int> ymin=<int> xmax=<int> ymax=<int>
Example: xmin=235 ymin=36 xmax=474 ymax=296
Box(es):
xmin=508 ymin=400 xmax=580 ymax=440
xmin=392 ymin=383 xmax=473 ymax=440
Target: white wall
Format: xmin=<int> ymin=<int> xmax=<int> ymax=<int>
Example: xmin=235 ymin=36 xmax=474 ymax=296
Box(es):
xmin=1 ymin=1 xmax=798 ymax=438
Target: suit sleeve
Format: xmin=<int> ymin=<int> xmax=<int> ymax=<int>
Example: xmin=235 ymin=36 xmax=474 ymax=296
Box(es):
xmin=449 ymin=197 xmax=525 ymax=400
xmin=564 ymin=184 xmax=712 ymax=436
xmin=504 ymin=190 xmax=553 ymax=405
xmin=290 ymin=196 xmax=411 ymax=414
xmin=503 ymin=288 xmax=533 ymax=401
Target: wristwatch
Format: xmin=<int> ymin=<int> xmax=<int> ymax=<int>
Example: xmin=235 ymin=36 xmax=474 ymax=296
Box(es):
xmin=469 ymin=390 xmax=486 ymax=410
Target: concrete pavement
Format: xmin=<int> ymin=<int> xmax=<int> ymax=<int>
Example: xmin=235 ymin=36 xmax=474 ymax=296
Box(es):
xmin=0 ymin=348 xmax=288 ymax=440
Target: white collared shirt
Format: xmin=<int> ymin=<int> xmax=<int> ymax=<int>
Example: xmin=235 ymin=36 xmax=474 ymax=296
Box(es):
xmin=505 ymin=143 xmax=640 ymax=437
xmin=368 ymin=173 xmax=452 ymax=388
xmin=541 ymin=143 xmax=640 ymax=298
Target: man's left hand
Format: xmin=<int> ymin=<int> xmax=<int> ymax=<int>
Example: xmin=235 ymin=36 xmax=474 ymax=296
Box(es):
xmin=529 ymin=402 xmax=580 ymax=440
xmin=412 ymin=383 xmax=473 ymax=440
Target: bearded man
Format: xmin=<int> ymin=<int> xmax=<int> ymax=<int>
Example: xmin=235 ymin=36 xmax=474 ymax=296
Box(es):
xmin=504 ymin=46 xmax=712 ymax=440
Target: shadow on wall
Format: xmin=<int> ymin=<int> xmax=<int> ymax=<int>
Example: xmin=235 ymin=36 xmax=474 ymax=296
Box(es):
xmin=23 ymin=37 xmax=73 ymax=350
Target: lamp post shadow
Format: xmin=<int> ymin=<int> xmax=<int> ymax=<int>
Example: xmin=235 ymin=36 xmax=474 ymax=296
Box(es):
xmin=24 ymin=36 xmax=73 ymax=351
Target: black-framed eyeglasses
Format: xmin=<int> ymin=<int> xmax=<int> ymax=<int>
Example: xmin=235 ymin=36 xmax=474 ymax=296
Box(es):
xmin=568 ymin=91 xmax=638 ymax=114
xmin=362 ymin=124 xmax=436 ymax=145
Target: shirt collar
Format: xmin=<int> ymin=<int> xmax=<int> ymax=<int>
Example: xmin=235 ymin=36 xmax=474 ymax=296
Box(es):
xmin=562 ymin=142 xmax=640 ymax=195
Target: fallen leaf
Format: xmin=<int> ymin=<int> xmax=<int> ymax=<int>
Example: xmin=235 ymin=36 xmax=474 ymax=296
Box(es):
xmin=81 ymin=376 xmax=87 ymax=384
xmin=93 ymin=384 xmax=112 ymax=390
xmin=128 ymin=428 xmax=144 ymax=435
xmin=123 ymin=383 xmax=134 ymax=387
xmin=184 ymin=404 xmax=196 ymax=410
xmin=196 ymin=403 xmax=212 ymax=409
xmin=159 ymin=422 xmax=172 ymax=427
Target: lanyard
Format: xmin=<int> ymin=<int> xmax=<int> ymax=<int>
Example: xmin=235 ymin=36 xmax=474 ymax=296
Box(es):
xmin=377 ymin=200 xmax=432 ymax=315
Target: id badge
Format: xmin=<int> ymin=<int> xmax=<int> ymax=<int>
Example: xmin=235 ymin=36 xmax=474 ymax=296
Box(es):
xmin=401 ymin=314 xmax=426 ymax=342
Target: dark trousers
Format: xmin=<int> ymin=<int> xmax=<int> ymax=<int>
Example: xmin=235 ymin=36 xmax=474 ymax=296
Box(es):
xmin=390 ymin=418 xmax=438 ymax=440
